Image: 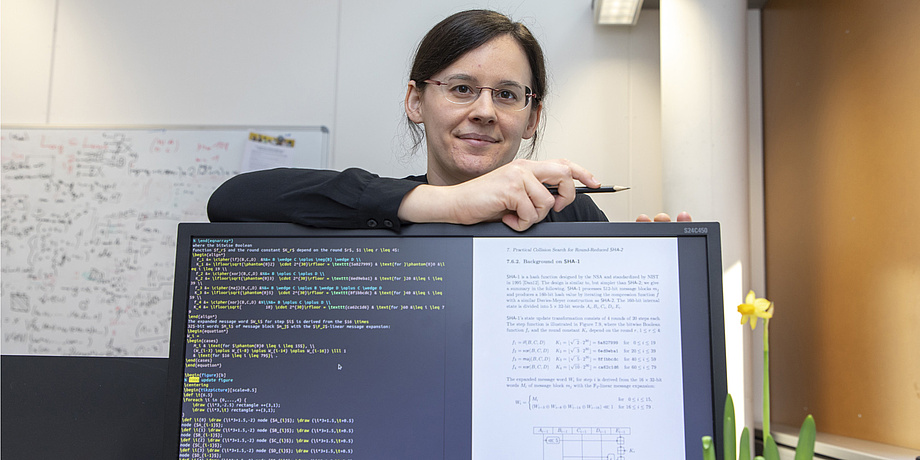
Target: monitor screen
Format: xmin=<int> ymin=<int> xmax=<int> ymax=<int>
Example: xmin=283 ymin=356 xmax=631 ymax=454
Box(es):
xmin=164 ymin=222 xmax=726 ymax=460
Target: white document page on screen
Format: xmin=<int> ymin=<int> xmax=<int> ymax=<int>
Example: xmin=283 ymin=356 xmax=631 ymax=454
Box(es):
xmin=471 ymin=237 xmax=686 ymax=459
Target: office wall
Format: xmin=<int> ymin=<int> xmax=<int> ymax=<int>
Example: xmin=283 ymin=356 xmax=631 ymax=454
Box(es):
xmin=762 ymin=0 xmax=920 ymax=450
xmin=1 ymin=0 xmax=664 ymax=223
xmin=0 ymin=0 xmax=339 ymax=126
xmin=2 ymin=0 xmax=670 ymax=360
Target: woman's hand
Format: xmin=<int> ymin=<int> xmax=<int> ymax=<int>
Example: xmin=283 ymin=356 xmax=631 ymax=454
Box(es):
xmin=636 ymin=212 xmax=692 ymax=222
xmin=398 ymin=158 xmax=600 ymax=231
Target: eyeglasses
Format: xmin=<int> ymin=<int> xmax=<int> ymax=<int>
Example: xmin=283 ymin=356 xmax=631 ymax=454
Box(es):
xmin=424 ymin=79 xmax=538 ymax=112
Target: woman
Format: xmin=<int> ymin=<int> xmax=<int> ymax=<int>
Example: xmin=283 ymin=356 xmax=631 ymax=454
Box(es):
xmin=208 ymin=10 xmax=686 ymax=230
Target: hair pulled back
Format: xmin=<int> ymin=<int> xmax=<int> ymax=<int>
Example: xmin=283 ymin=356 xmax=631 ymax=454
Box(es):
xmin=406 ymin=9 xmax=547 ymax=159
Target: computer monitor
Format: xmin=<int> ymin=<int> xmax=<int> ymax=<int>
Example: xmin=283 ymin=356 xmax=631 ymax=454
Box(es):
xmin=164 ymin=222 xmax=726 ymax=459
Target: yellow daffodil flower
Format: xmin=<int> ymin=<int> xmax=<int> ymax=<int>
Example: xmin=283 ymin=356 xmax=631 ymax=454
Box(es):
xmin=737 ymin=290 xmax=774 ymax=329
xmin=707 ymin=291 xmax=814 ymax=460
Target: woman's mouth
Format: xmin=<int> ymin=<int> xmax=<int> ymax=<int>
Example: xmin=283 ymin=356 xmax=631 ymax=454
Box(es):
xmin=457 ymin=133 xmax=498 ymax=146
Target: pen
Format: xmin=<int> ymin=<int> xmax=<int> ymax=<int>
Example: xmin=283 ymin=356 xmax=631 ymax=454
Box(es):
xmin=545 ymin=185 xmax=630 ymax=195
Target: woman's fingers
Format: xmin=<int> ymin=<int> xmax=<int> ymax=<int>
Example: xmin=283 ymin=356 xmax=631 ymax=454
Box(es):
xmin=635 ymin=212 xmax=693 ymax=222
xmin=519 ymin=171 xmax=558 ymax=226
xmin=514 ymin=158 xmax=600 ymax=213
xmin=503 ymin=159 xmax=601 ymax=230
xmin=398 ymin=158 xmax=602 ymax=231
xmin=555 ymin=159 xmax=601 ymax=189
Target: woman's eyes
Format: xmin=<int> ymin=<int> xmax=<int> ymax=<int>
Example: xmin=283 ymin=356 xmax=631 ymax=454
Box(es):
xmin=448 ymin=85 xmax=519 ymax=101
xmin=450 ymin=85 xmax=475 ymax=95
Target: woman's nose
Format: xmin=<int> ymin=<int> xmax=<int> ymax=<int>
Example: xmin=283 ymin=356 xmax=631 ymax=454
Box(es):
xmin=468 ymin=88 xmax=498 ymax=123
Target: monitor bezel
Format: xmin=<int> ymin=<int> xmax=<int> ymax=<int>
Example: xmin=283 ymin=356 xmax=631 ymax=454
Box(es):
xmin=164 ymin=221 xmax=726 ymax=459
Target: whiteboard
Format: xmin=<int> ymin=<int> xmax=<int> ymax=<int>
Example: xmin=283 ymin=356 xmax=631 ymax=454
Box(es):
xmin=1 ymin=126 xmax=329 ymax=357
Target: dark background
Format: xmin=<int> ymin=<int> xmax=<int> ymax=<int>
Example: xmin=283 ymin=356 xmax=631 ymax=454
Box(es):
xmin=2 ymin=355 xmax=168 ymax=459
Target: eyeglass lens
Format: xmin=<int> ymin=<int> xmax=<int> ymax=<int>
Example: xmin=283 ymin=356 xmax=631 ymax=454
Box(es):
xmin=434 ymin=79 xmax=533 ymax=110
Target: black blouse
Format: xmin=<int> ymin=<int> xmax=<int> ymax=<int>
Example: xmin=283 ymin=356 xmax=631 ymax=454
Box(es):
xmin=207 ymin=167 xmax=608 ymax=231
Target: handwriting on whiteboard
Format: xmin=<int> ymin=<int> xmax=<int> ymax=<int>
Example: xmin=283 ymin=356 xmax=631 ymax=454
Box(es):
xmin=1 ymin=128 xmax=323 ymax=357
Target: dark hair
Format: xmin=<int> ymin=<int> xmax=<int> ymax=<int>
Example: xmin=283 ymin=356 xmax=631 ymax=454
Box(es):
xmin=406 ymin=9 xmax=547 ymax=159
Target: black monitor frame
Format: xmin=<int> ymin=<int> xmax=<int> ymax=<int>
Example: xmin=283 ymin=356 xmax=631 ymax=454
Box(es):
xmin=164 ymin=221 xmax=726 ymax=459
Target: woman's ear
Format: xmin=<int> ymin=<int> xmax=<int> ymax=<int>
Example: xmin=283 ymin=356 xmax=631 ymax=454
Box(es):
xmin=522 ymin=102 xmax=542 ymax=139
xmin=405 ymin=81 xmax=424 ymax=124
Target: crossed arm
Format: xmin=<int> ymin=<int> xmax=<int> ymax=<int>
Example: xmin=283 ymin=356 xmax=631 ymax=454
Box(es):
xmin=208 ymin=159 xmax=689 ymax=230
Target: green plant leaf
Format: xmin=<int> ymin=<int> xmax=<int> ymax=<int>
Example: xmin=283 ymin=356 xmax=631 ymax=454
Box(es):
xmin=763 ymin=434 xmax=780 ymax=460
xmin=739 ymin=427 xmax=751 ymax=460
xmin=702 ymin=436 xmax=716 ymax=460
xmin=724 ymin=394 xmax=736 ymax=460
xmin=794 ymin=415 xmax=816 ymax=460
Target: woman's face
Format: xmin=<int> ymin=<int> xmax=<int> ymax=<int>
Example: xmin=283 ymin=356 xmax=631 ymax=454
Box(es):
xmin=406 ymin=34 xmax=542 ymax=186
